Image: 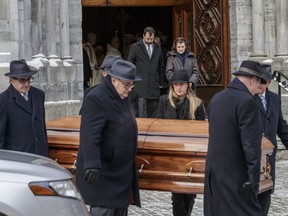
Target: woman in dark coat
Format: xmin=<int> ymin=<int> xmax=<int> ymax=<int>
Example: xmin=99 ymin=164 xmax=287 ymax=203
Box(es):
xmin=76 ymin=60 xmax=141 ymax=216
xmin=166 ymin=37 xmax=199 ymax=89
xmin=156 ymin=69 xmax=205 ymax=216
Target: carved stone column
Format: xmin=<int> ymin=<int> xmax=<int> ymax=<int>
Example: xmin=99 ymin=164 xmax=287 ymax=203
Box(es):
xmin=31 ymin=0 xmax=42 ymax=55
xmin=250 ymin=0 xmax=266 ymax=57
xmin=46 ymin=1 xmax=56 ymax=56
xmin=18 ymin=0 xmax=25 ymax=58
xmin=275 ymin=0 xmax=288 ymax=56
xmin=60 ymin=0 xmax=71 ymax=59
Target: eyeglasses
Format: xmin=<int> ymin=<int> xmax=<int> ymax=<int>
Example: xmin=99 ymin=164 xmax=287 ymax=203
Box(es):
xmin=13 ymin=77 xmax=32 ymax=84
xmin=118 ymin=79 xmax=135 ymax=90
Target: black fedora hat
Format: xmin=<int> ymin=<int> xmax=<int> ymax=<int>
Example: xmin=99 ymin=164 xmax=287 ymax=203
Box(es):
xmin=261 ymin=63 xmax=273 ymax=81
xmin=5 ymin=59 xmax=37 ymax=78
xmin=108 ymin=60 xmax=142 ymax=81
xmin=232 ymin=60 xmax=269 ymax=83
xmin=99 ymin=55 xmax=121 ymax=73
xmin=170 ymin=69 xmax=191 ymax=83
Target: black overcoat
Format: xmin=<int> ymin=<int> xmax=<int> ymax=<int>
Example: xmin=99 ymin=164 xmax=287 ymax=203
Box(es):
xmin=128 ymin=40 xmax=165 ymax=99
xmin=204 ymin=78 xmax=263 ymax=216
xmin=76 ymin=76 xmax=141 ymax=208
xmin=156 ymin=94 xmax=205 ymax=120
xmin=0 ymin=85 xmax=48 ymax=156
xmin=255 ymin=90 xmax=288 ymax=192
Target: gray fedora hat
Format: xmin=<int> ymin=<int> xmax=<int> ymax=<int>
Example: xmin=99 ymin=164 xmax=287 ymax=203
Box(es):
xmin=99 ymin=55 xmax=121 ymax=73
xmin=233 ymin=60 xmax=269 ymax=83
xmin=5 ymin=59 xmax=37 ymax=78
xmin=108 ymin=60 xmax=142 ymax=81
xmin=170 ymin=69 xmax=191 ymax=83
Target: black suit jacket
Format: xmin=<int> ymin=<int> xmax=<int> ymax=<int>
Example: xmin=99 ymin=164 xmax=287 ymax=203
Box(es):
xmin=0 ymin=85 xmax=48 ymax=156
xmin=128 ymin=40 xmax=165 ymax=99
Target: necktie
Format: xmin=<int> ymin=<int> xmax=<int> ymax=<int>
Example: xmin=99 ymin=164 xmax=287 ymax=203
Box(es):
xmin=23 ymin=93 xmax=29 ymax=101
xmin=147 ymin=44 xmax=152 ymax=58
xmin=260 ymin=95 xmax=266 ymax=111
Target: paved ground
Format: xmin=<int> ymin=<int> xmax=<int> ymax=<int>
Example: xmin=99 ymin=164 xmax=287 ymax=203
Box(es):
xmin=128 ymin=160 xmax=288 ymax=216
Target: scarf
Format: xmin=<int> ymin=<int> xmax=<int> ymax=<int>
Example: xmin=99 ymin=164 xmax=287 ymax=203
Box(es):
xmin=176 ymin=51 xmax=188 ymax=66
xmin=172 ymin=95 xmax=190 ymax=120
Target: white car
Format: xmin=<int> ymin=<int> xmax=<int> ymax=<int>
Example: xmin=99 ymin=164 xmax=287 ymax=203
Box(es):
xmin=0 ymin=150 xmax=90 ymax=216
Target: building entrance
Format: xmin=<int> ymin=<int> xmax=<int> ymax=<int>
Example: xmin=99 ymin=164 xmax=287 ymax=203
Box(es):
xmin=82 ymin=0 xmax=231 ymax=106
xmin=82 ymin=7 xmax=173 ymax=58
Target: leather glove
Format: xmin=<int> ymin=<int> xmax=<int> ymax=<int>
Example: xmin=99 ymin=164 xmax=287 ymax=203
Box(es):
xmin=84 ymin=168 xmax=100 ymax=184
xmin=242 ymin=181 xmax=258 ymax=189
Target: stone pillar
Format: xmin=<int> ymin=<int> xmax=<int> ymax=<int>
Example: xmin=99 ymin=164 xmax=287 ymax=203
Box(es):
xmin=46 ymin=1 xmax=56 ymax=55
xmin=18 ymin=0 xmax=25 ymax=58
xmin=275 ymin=0 xmax=288 ymax=56
xmin=250 ymin=0 xmax=266 ymax=57
xmin=60 ymin=0 xmax=71 ymax=59
xmin=0 ymin=0 xmax=12 ymax=63
xmin=265 ymin=1 xmax=276 ymax=57
xmin=31 ymin=0 xmax=43 ymax=55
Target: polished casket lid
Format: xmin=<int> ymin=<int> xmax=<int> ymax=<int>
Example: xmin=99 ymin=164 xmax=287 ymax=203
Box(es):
xmin=46 ymin=115 xmax=274 ymax=194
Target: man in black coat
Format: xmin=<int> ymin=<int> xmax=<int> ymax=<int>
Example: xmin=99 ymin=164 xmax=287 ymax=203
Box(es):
xmin=204 ymin=60 xmax=271 ymax=216
xmin=76 ymin=60 xmax=141 ymax=216
xmin=128 ymin=26 xmax=165 ymax=118
xmin=256 ymin=68 xmax=288 ymax=215
xmin=0 ymin=59 xmax=48 ymax=157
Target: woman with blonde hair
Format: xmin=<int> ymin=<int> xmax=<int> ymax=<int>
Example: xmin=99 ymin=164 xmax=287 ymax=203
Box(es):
xmin=156 ymin=69 xmax=205 ymax=120
xmin=156 ymin=68 xmax=205 ymax=216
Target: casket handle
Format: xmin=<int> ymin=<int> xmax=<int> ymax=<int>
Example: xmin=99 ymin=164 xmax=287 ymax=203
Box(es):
xmin=136 ymin=157 xmax=150 ymax=175
xmin=52 ymin=153 xmax=77 ymax=173
xmin=263 ymin=163 xmax=271 ymax=179
xmin=185 ymin=160 xmax=206 ymax=177
xmin=188 ymin=167 xmax=193 ymax=177
xmin=70 ymin=159 xmax=77 ymax=172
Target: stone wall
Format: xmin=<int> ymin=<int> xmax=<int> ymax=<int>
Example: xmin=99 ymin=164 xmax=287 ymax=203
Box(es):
xmin=0 ymin=0 xmax=83 ymax=121
xmin=0 ymin=55 xmax=83 ymax=121
xmin=30 ymin=55 xmax=83 ymax=121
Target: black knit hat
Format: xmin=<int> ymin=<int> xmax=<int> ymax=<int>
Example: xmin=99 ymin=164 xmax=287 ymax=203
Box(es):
xmin=170 ymin=69 xmax=191 ymax=83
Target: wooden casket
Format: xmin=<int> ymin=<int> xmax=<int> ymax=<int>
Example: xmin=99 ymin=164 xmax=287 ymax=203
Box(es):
xmin=46 ymin=115 xmax=274 ymax=194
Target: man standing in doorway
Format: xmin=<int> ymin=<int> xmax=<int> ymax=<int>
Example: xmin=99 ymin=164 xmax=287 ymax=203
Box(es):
xmin=128 ymin=26 xmax=165 ymax=118
xmin=84 ymin=32 xmax=102 ymax=86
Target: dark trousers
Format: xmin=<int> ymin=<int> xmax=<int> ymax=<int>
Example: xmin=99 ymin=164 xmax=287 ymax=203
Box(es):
xmin=258 ymin=190 xmax=271 ymax=216
xmin=90 ymin=206 xmax=127 ymax=216
xmin=138 ymin=98 xmax=159 ymax=118
xmin=172 ymin=193 xmax=196 ymax=216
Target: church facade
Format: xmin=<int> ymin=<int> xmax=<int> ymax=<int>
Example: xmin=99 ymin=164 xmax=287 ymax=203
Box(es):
xmin=0 ymin=0 xmax=287 ymax=121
